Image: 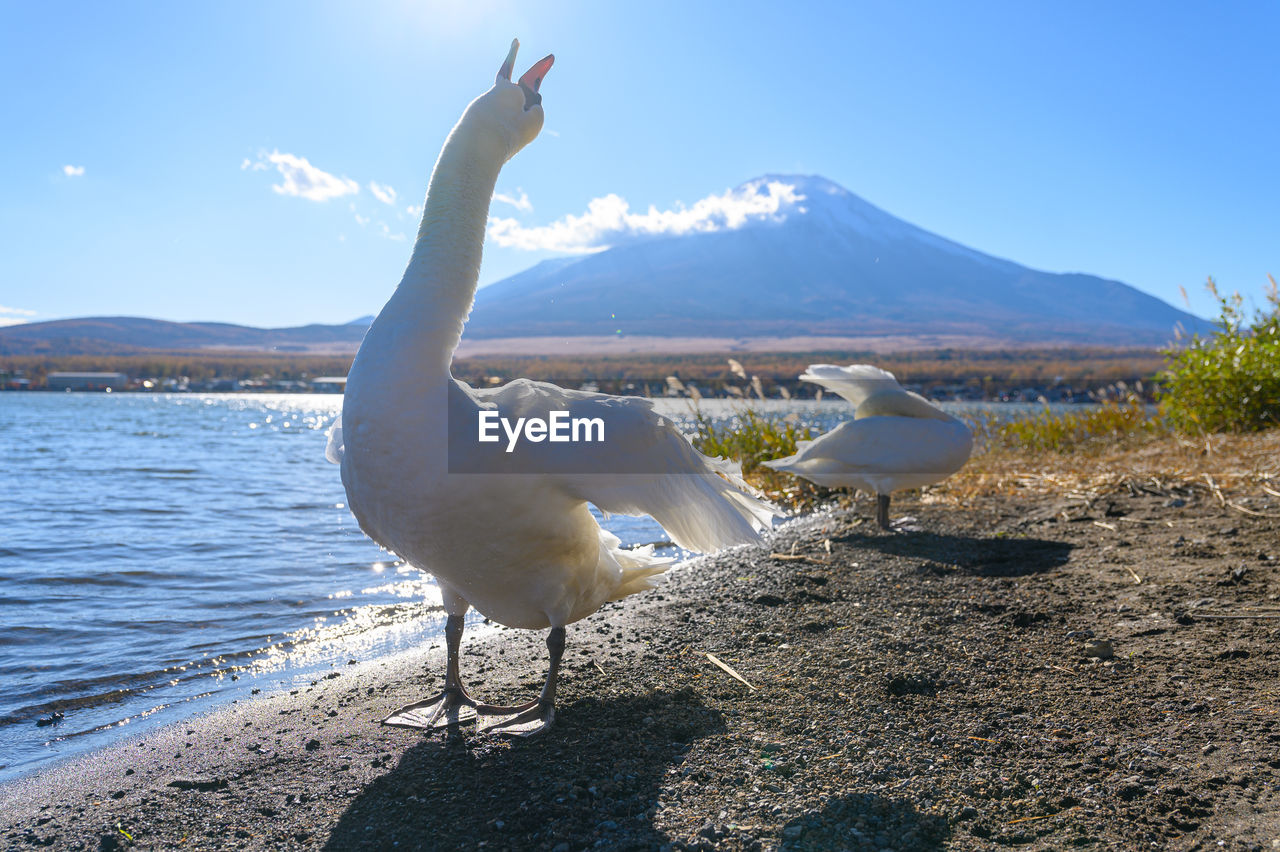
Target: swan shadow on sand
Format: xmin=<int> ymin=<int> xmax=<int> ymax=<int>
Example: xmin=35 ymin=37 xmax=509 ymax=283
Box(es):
xmin=324 ymin=689 xmax=724 ymax=850
xmin=834 ymin=528 xmax=1073 ymax=578
xmin=778 ymin=791 xmax=951 ymax=850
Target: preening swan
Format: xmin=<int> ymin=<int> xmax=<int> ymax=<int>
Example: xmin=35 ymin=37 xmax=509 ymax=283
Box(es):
xmin=764 ymin=365 xmax=972 ymax=531
xmin=326 ymin=40 xmax=776 ymax=736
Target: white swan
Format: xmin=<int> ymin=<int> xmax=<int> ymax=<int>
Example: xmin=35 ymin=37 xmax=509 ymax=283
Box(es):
xmin=763 ymin=364 xmax=972 ymax=530
xmin=326 ymin=40 xmax=776 ymax=737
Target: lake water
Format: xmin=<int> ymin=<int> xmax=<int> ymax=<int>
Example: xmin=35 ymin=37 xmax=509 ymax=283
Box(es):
xmin=0 ymin=392 xmax=1056 ymax=781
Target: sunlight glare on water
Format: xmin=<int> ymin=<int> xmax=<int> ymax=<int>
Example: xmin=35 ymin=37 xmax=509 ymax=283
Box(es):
xmin=2 ymin=394 xmax=666 ymax=781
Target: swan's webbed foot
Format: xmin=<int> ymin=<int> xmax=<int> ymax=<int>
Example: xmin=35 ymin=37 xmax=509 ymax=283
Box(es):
xmin=382 ymin=685 xmax=479 ymax=730
xmin=383 ymin=690 xmax=542 ymax=730
xmin=479 ymin=625 xmax=565 ymax=738
xmin=478 ymin=700 xmax=555 ymax=737
xmin=383 ymin=611 xmax=506 ymax=730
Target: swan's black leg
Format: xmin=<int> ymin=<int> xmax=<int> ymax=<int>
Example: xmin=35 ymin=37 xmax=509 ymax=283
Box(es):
xmin=382 ymin=613 xmax=481 ymax=729
xmin=876 ymin=493 xmax=891 ymax=531
xmin=478 ymin=626 xmax=565 ymax=737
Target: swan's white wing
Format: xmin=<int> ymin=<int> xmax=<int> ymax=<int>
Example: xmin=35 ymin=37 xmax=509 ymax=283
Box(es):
xmin=798 ymin=364 xmax=902 ymax=409
xmin=463 ymin=379 xmax=779 ymax=552
xmin=764 ymin=416 xmax=973 ymax=492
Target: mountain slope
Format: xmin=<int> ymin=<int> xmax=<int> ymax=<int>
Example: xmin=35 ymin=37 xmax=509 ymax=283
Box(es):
xmin=467 ymin=175 xmax=1206 ymax=344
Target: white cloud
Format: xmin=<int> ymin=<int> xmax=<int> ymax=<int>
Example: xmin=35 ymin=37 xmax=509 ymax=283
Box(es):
xmin=406 ymin=205 xmax=420 ymax=217
xmin=379 ymin=222 xmax=406 ymax=241
xmin=354 ymin=213 xmax=370 ymax=226
xmin=369 ymin=181 xmax=397 ymax=205
xmin=240 ymin=157 xmax=267 ymax=172
xmin=0 ymin=305 xmax=36 ymax=326
xmin=258 ymin=150 xmax=359 ymax=202
xmin=63 ymin=164 xmax=85 ymax=177
xmin=486 ymin=180 xmax=804 ymax=253
xmin=493 ymin=188 xmax=532 ymax=212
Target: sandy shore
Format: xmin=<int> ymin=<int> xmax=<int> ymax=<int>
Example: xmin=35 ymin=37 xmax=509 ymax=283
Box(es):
xmin=3 ymin=488 xmax=1279 ymax=850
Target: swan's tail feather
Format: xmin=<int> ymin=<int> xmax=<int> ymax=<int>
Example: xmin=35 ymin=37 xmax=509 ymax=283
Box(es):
xmin=608 ymin=543 xmax=673 ymax=601
xmin=595 ymin=531 xmax=672 ymax=602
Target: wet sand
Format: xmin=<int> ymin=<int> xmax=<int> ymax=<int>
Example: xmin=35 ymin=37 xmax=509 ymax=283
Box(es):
xmin=3 ymin=488 xmax=1279 ymax=850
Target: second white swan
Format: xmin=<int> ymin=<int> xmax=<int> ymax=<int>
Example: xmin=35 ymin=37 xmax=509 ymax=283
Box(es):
xmin=764 ymin=364 xmax=972 ymax=530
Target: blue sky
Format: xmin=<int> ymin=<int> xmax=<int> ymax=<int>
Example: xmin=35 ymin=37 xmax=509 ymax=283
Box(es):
xmin=2 ymin=0 xmax=1277 ymax=328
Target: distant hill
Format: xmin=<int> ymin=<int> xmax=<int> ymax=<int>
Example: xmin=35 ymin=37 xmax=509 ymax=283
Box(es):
xmin=467 ymin=175 xmax=1209 ymax=345
xmin=0 ymin=316 xmax=368 ymax=356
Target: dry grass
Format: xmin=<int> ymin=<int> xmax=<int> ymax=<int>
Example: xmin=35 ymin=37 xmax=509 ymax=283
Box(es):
xmin=707 ymin=395 xmax=1277 ymax=516
xmin=928 ymin=429 xmax=1280 ymax=511
xmin=686 ymin=356 xmax=1278 ymax=515
xmin=721 ymin=412 xmax=1280 ymax=518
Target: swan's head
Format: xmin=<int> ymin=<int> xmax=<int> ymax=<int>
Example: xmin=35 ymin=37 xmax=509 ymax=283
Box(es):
xmin=466 ymin=39 xmax=554 ymax=162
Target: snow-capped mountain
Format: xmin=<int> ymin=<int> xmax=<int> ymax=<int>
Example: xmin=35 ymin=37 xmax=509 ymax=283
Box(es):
xmin=1 ymin=176 xmax=1209 ymax=356
xmin=467 ymin=175 xmax=1205 ymax=344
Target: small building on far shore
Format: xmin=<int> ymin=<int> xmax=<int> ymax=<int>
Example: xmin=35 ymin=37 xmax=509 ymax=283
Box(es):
xmin=310 ymin=376 xmax=347 ymax=393
xmin=46 ymin=372 xmax=129 ymax=391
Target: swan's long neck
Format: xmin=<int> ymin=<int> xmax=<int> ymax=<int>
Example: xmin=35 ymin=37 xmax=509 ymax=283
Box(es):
xmin=387 ymin=116 xmax=506 ymax=371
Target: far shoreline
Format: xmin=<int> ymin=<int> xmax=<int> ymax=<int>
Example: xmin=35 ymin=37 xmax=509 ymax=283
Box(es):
xmin=3 ymin=342 xmax=1168 ymax=401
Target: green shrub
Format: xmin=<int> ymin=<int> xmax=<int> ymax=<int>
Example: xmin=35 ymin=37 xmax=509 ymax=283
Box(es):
xmin=1160 ymin=276 xmax=1280 ymax=433
xmin=691 ymin=407 xmax=810 ymax=474
xmin=690 ymin=407 xmax=839 ymax=511
xmin=983 ymin=396 xmax=1159 ymax=453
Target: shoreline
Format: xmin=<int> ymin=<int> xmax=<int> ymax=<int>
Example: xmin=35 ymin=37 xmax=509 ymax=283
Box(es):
xmin=3 ymin=491 xmax=1279 ymax=850
xmin=0 ymin=611 xmax=501 ymax=787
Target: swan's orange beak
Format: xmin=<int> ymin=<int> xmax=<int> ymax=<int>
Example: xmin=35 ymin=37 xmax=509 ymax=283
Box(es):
xmin=497 ymin=39 xmax=553 ymax=109
xmin=518 ymin=54 xmax=554 ymax=94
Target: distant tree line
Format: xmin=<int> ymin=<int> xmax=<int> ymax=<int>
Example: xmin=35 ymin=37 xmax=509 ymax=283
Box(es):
xmin=0 ymin=353 xmax=353 ymax=385
xmin=1 ymin=346 xmax=1168 ymax=399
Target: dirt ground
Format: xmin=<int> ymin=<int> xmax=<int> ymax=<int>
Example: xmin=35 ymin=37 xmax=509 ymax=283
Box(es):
xmin=2 ymin=482 xmax=1278 ymax=850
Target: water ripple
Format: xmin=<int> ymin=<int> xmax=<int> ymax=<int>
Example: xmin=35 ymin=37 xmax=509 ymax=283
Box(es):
xmin=0 ymin=393 xmax=668 ymax=782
